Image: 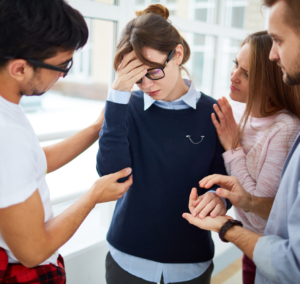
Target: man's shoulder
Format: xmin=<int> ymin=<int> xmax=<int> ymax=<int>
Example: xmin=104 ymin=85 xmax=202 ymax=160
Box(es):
xmin=0 ymin=122 xmax=36 ymax=152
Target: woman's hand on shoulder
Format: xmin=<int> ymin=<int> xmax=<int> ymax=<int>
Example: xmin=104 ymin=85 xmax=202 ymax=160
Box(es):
xmin=112 ymin=51 xmax=148 ymax=92
xmin=211 ymin=97 xmax=238 ymax=151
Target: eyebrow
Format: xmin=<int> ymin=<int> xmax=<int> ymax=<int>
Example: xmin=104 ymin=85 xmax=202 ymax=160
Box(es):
xmin=58 ymin=58 xmax=73 ymax=66
xmin=235 ymin=58 xmax=248 ymax=73
xmin=268 ymin=32 xmax=280 ymax=39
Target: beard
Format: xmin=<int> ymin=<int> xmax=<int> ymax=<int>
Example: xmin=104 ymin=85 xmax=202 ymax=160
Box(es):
xmin=20 ymin=70 xmax=47 ymax=97
xmin=22 ymin=91 xmax=46 ymax=97
xmin=283 ymin=71 xmax=300 ymax=86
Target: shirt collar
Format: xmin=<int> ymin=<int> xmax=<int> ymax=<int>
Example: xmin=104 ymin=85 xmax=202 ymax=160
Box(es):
xmin=143 ymin=80 xmax=198 ymax=111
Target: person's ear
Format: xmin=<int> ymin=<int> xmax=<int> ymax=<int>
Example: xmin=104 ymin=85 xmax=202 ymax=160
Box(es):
xmin=175 ymin=44 xmax=184 ymax=66
xmin=8 ymin=59 xmax=34 ymax=82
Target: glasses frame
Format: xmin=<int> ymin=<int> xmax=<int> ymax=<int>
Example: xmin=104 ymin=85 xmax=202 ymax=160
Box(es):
xmin=136 ymin=49 xmax=176 ymax=84
xmin=2 ymin=56 xmax=73 ymax=78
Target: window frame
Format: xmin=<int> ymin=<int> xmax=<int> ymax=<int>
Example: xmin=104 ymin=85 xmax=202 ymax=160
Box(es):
xmin=41 ymin=0 xmax=250 ymax=207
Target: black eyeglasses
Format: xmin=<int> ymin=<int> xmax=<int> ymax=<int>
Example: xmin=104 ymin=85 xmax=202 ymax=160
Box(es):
xmin=136 ymin=49 xmax=176 ymax=84
xmin=2 ymin=56 xmax=73 ymax=78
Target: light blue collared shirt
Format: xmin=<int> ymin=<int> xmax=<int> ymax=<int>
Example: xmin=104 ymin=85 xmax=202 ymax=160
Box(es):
xmin=106 ymin=81 xmax=225 ymax=283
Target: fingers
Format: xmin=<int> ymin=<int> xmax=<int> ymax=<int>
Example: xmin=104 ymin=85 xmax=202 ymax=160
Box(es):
xmin=197 ymin=196 xmax=222 ymax=219
xmin=199 ymin=174 xmax=233 ymax=190
xmin=222 ymin=97 xmax=233 ymax=113
xmin=211 ymin=113 xmax=221 ymax=131
xmin=183 ymin=213 xmax=231 ymax=232
xmin=129 ymin=68 xmax=147 ymax=83
xmin=217 ymin=98 xmax=228 ymax=116
xmin=119 ymin=51 xmax=138 ymax=69
xmin=122 ymin=58 xmax=144 ymax=75
xmin=192 ymin=192 xmax=214 ymax=218
xmin=122 ymin=174 xmax=133 ymax=188
xmin=216 ymin=188 xmax=233 ymax=200
xmin=182 ymin=213 xmax=204 ymax=228
xmin=199 ymin=174 xmax=223 ymax=189
xmin=209 ymin=202 xmax=227 ymax=218
xmin=213 ymin=104 xmax=224 ymax=122
xmin=216 ymin=187 xmax=245 ymax=209
xmin=113 ymin=167 xmax=132 ymax=180
xmin=189 ymin=188 xmax=198 ymax=212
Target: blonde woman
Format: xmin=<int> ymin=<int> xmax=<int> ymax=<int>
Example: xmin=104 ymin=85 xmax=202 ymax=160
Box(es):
xmin=190 ymin=31 xmax=300 ymax=284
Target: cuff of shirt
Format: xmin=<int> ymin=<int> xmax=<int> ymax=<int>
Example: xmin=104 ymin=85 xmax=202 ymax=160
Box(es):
xmin=107 ymin=88 xmax=131 ymax=104
xmin=207 ymin=190 xmax=227 ymax=208
xmin=253 ymin=236 xmax=281 ymax=283
xmin=222 ymin=148 xmax=246 ymax=164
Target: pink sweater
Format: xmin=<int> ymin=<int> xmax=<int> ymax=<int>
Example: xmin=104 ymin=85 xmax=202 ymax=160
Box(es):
xmin=223 ymin=101 xmax=300 ymax=234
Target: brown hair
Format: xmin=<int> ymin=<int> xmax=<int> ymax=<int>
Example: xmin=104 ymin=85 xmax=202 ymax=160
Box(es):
xmin=233 ymin=30 xmax=300 ymax=149
xmin=113 ymin=4 xmax=190 ymax=73
xmin=264 ymin=0 xmax=300 ymax=33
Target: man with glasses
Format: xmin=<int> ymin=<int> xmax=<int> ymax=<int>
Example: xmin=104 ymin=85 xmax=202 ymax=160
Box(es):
xmin=183 ymin=0 xmax=300 ymax=283
xmin=0 ymin=0 xmax=132 ymax=283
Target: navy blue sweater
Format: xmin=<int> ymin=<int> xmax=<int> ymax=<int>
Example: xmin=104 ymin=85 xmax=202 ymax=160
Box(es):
xmin=97 ymin=91 xmax=229 ymax=263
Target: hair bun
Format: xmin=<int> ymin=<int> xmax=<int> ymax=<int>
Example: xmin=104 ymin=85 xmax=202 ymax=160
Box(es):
xmin=135 ymin=4 xmax=169 ymax=20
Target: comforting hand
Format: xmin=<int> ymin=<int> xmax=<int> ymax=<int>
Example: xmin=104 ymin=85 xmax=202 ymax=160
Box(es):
xmin=91 ymin=168 xmax=133 ymax=203
xmin=212 ymin=97 xmax=239 ymax=151
xmin=189 ymin=188 xmax=227 ymax=219
xmin=112 ymin=50 xmax=147 ymax=92
xmin=182 ymin=213 xmax=233 ymax=233
xmin=199 ymin=174 xmax=253 ymax=212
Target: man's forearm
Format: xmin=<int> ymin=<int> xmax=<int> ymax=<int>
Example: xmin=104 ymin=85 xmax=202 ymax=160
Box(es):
xmin=224 ymin=225 xmax=262 ymax=259
xmin=43 ymin=123 xmax=100 ymax=173
xmin=42 ymin=189 xmax=97 ymax=260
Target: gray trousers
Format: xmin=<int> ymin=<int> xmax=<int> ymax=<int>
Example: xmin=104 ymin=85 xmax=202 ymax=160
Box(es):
xmin=105 ymin=252 xmax=214 ymax=284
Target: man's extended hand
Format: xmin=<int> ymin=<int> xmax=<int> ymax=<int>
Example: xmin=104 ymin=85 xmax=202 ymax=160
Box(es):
xmin=199 ymin=174 xmax=252 ymax=212
xmin=189 ymin=188 xmax=227 ymax=219
xmin=182 ymin=213 xmax=233 ymax=233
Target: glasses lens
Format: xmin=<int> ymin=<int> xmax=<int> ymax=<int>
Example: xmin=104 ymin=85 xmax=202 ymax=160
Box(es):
xmin=147 ymin=69 xmax=164 ymax=80
xmin=65 ymin=60 xmax=72 ymax=69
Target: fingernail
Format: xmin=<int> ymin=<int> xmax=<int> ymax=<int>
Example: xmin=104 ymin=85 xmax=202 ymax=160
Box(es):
xmin=126 ymin=168 xmax=132 ymax=174
xmin=192 ymin=212 xmax=197 ymax=217
xmin=200 ymin=214 xmax=204 ymax=218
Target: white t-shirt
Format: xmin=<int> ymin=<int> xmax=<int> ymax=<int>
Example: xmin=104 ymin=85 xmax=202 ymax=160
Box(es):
xmin=0 ymin=95 xmax=58 ymax=265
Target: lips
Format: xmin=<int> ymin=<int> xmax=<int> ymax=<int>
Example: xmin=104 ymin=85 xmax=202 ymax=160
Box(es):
xmin=147 ymin=90 xmax=160 ymax=97
xmin=230 ymin=84 xmax=239 ymax=92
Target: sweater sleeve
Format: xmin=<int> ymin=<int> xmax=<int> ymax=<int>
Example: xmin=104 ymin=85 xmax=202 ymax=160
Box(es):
xmin=208 ymin=136 xmax=231 ymax=210
xmin=223 ymin=124 xmax=298 ymax=228
xmin=96 ymin=90 xmax=132 ymax=179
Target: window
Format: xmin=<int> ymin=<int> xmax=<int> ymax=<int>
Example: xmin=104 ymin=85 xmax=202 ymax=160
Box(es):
xmin=22 ymin=0 xmax=267 ymax=212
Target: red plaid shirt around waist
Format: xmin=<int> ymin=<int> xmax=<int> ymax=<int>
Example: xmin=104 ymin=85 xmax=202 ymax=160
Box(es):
xmin=0 ymin=247 xmax=66 ymax=284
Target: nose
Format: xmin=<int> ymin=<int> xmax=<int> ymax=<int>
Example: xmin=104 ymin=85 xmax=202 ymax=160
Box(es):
xmin=269 ymin=43 xmax=279 ymax=62
xmin=230 ymin=67 xmax=240 ymax=84
xmin=141 ymin=76 xmax=154 ymax=89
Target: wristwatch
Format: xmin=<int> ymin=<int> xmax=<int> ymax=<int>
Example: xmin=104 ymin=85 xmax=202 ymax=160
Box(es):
xmin=219 ymin=219 xmax=243 ymax=243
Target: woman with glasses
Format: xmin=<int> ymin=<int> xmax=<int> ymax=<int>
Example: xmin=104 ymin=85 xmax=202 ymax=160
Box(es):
xmin=97 ymin=5 xmax=229 ymax=284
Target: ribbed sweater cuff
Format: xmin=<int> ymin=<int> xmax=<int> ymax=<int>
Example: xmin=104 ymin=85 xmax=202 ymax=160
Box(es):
xmin=222 ymin=148 xmax=246 ymax=164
